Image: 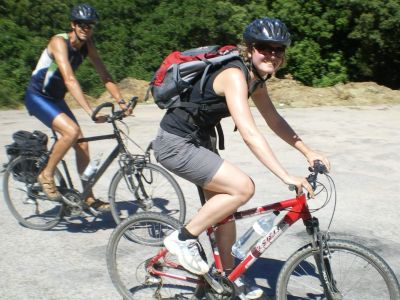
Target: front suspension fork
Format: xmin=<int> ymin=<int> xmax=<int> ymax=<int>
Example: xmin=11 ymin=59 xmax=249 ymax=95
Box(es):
xmin=305 ymin=217 xmax=341 ymax=300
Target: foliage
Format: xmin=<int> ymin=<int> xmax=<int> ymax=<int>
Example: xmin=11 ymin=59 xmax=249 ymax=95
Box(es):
xmin=0 ymin=0 xmax=398 ymax=108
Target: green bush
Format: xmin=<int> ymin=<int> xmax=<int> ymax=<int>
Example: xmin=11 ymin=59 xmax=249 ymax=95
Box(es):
xmin=0 ymin=0 xmax=398 ymax=108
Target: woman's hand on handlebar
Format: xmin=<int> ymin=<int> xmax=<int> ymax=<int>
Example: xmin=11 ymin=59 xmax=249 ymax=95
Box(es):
xmin=94 ymin=114 xmax=107 ymax=123
xmin=117 ymin=98 xmax=134 ymax=116
xmin=305 ymin=150 xmax=331 ymax=172
xmin=285 ymin=175 xmax=315 ymax=198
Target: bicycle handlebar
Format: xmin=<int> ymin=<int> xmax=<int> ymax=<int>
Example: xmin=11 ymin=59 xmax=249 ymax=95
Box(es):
xmin=91 ymin=102 xmax=114 ymax=121
xmin=289 ymin=160 xmax=328 ymax=194
xmin=306 ymin=160 xmax=328 ymax=191
xmin=91 ymin=96 xmax=138 ymax=122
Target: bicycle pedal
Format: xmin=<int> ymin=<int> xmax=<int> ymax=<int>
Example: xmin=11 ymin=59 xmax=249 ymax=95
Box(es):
xmin=237 ymin=294 xmax=247 ymax=300
xmin=145 ymin=275 xmax=162 ymax=284
xmin=203 ymin=273 xmax=224 ymax=294
xmin=23 ymin=198 xmax=37 ymax=205
xmin=88 ymin=207 xmax=101 ymax=217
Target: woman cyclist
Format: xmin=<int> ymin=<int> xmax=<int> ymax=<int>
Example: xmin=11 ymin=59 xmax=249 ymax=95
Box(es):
xmin=153 ymin=17 xmax=331 ymax=298
xmin=24 ymin=4 xmax=131 ymax=211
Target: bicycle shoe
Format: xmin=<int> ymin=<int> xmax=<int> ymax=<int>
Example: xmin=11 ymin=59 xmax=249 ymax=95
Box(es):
xmin=84 ymin=198 xmax=111 ymax=212
xmin=38 ymin=173 xmax=62 ymax=201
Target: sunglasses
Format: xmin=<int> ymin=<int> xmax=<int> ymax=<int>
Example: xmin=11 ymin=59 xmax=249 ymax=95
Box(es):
xmin=76 ymin=22 xmax=96 ymax=30
xmin=254 ymin=43 xmax=286 ymax=58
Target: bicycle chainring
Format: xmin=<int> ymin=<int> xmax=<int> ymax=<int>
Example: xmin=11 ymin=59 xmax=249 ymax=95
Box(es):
xmin=204 ymin=274 xmax=235 ymax=300
xmin=60 ymin=188 xmax=84 ymax=217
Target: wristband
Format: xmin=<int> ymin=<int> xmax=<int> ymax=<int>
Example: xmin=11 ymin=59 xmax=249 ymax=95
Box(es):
xmin=118 ymin=99 xmax=126 ymax=105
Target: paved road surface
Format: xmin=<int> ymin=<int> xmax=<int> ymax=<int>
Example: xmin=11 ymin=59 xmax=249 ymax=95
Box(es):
xmin=0 ymin=104 xmax=399 ymax=299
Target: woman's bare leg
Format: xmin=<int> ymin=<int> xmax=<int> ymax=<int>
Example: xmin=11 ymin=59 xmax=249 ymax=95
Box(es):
xmin=186 ymin=160 xmax=255 ymax=270
xmin=40 ymin=113 xmax=80 ymax=178
xmin=72 ymin=131 xmax=108 ymax=209
xmin=73 ymin=131 xmax=90 ymax=177
xmin=38 ymin=113 xmax=80 ymax=200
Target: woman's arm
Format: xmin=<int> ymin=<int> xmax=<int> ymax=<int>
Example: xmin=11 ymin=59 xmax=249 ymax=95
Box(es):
xmin=48 ymin=36 xmax=93 ymax=116
xmin=251 ymin=84 xmax=330 ymax=170
xmin=213 ymin=68 xmax=314 ymax=194
xmin=86 ymin=40 xmax=130 ymax=112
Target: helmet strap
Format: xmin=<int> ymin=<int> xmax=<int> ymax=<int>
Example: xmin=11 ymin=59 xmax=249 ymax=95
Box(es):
xmin=72 ymin=26 xmax=85 ymax=44
xmin=251 ymin=62 xmax=271 ymax=83
xmin=247 ymin=62 xmax=270 ymax=95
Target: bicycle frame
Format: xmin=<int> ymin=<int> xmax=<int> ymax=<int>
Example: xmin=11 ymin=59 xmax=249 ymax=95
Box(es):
xmin=50 ymin=117 xmax=146 ymax=200
xmin=147 ymin=192 xmax=313 ymax=285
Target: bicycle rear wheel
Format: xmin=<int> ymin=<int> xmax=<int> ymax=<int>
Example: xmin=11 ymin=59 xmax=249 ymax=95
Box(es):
xmin=276 ymin=239 xmax=400 ymax=299
xmin=106 ymin=212 xmax=199 ymax=300
xmin=3 ymin=156 xmax=66 ymax=230
xmin=109 ymin=162 xmax=186 ymax=224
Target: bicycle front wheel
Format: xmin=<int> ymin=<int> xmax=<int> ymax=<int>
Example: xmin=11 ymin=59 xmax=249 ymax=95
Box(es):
xmin=109 ymin=162 xmax=186 ymax=224
xmin=276 ymin=239 xmax=400 ymax=300
xmin=3 ymin=156 xmax=66 ymax=230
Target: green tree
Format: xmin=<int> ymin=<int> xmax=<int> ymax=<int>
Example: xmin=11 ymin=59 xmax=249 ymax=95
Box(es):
xmin=344 ymin=0 xmax=400 ymax=88
xmin=0 ymin=19 xmax=47 ymax=107
xmin=270 ymin=0 xmax=348 ymax=86
xmin=0 ymin=0 xmax=399 ymax=109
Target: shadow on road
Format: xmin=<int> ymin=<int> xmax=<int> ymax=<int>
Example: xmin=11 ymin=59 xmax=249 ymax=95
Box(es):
xmin=51 ymin=212 xmax=117 ymax=233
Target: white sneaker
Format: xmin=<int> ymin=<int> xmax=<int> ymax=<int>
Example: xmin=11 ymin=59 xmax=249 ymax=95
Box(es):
xmin=234 ymin=275 xmax=264 ymax=299
xmin=164 ymin=230 xmax=209 ymax=275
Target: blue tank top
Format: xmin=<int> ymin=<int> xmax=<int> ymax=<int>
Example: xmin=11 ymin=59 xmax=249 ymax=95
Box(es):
xmin=27 ymin=33 xmax=88 ymax=100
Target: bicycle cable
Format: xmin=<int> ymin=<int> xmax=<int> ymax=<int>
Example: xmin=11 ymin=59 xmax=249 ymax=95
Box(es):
xmin=325 ymin=173 xmax=337 ymax=231
xmin=117 ymin=120 xmax=147 ymax=153
xmin=280 ymin=173 xmax=337 ymax=232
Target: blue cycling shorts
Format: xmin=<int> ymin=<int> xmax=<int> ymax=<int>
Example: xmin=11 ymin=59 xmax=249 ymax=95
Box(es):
xmin=24 ymin=90 xmax=78 ymax=128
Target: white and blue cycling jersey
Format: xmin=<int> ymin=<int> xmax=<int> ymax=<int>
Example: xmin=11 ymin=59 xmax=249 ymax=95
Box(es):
xmin=24 ymin=33 xmax=88 ymax=127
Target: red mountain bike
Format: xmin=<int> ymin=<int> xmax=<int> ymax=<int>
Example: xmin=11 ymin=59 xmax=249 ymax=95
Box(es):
xmin=106 ymin=162 xmax=400 ymax=299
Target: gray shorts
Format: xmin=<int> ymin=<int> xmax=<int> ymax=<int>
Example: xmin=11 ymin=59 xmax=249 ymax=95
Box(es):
xmin=152 ymin=128 xmax=223 ymax=187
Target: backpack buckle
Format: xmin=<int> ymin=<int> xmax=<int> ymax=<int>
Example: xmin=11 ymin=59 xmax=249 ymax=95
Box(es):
xmin=199 ymin=104 xmax=209 ymax=111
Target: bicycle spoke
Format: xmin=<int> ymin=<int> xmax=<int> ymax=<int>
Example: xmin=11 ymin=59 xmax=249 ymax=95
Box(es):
xmin=277 ymin=240 xmax=399 ymax=300
xmin=3 ymin=156 xmax=65 ymax=230
xmin=109 ymin=163 xmax=185 ymax=224
xmin=107 ymin=213 xmax=200 ymax=300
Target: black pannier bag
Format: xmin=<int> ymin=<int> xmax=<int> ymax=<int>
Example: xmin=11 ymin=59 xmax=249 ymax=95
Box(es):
xmin=4 ymin=130 xmax=48 ymax=182
xmin=6 ymin=130 xmax=48 ymax=159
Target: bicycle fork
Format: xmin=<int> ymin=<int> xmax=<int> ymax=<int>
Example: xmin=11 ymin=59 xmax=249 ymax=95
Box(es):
xmin=305 ymin=217 xmax=342 ymax=300
xmin=123 ymin=160 xmax=153 ymax=210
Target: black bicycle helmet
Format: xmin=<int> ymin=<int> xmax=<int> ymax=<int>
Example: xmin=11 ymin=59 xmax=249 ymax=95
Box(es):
xmin=70 ymin=4 xmax=99 ymax=23
xmin=243 ymin=17 xmax=291 ymax=47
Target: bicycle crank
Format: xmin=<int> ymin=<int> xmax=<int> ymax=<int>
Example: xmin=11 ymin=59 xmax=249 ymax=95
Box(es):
xmin=203 ymin=274 xmax=235 ymax=300
xmin=59 ymin=188 xmax=84 ymax=217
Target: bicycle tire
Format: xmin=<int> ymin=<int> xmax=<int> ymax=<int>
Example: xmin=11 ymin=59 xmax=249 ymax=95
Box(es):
xmin=107 ymin=212 xmax=200 ymax=300
xmin=276 ymin=239 xmax=400 ymax=300
xmin=3 ymin=155 xmax=66 ymax=230
xmin=108 ymin=162 xmax=186 ymax=224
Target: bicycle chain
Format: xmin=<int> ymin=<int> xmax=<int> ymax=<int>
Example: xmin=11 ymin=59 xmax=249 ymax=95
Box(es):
xmin=203 ymin=273 xmax=235 ymax=300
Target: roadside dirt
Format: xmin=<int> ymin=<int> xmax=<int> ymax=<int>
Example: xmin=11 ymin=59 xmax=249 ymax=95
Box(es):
xmin=65 ymin=76 xmax=400 ymax=108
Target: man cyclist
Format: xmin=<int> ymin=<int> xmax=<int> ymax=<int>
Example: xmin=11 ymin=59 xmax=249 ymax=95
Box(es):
xmin=153 ymin=17 xmax=331 ymax=298
xmin=24 ymin=4 xmax=131 ymax=211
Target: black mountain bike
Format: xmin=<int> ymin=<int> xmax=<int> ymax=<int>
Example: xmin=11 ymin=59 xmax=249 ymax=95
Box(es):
xmin=2 ymin=98 xmax=186 ymax=230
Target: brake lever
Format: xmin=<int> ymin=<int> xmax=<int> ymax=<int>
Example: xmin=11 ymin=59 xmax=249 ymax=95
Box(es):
xmin=113 ymin=110 xmax=126 ymax=121
xmin=311 ymin=160 xmax=327 ymax=174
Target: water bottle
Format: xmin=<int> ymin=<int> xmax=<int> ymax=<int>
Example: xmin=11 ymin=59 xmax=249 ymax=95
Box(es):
xmin=231 ymin=212 xmax=277 ymax=260
xmin=80 ymin=153 xmax=103 ymax=181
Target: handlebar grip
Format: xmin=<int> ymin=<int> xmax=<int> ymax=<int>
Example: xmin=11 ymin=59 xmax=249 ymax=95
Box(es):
xmin=91 ymin=102 xmax=114 ymax=121
xmin=129 ymin=96 xmax=138 ymax=110
xmin=313 ymin=160 xmax=327 ymax=174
